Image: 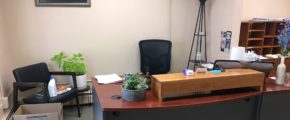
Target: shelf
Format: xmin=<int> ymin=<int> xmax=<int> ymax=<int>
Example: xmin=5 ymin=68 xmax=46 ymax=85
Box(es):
xmin=239 ymin=21 xmax=284 ymax=55
xmin=265 ymin=22 xmax=276 ymax=35
xmin=248 ymin=38 xmax=264 ymax=41
xmin=263 ymin=46 xmax=274 ymax=48
xmin=247 ymin=40 xmax=263 ymax=47
xmin=248 ymin=32 xmax=264 ymax=38
xmin=249 ymin=30 xmax=265 ymax=32
xmin=249 ymin=22 xmax=266 ymax=30
xmin=246 ymin=46 xmax=262 ymax=49
xmin=272 ymin=47 xmax=281 ymax=54
xmin=264 ymin=35 xmax=277 ymax=38
xmin=262 ymin=47 xmax=272 ymax=55
xmin=263 ymin=38 xmax=273 ymax=46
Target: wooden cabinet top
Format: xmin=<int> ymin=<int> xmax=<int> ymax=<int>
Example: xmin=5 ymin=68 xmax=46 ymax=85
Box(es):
xmin=152 ymin=69 xmax=262 ymax=83
xmin=151 ymin=69 xmax=264 ymax=101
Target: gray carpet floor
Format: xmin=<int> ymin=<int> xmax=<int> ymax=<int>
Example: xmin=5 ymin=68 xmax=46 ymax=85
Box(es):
xmin=64 ymin=105 xmax=93 ymax=120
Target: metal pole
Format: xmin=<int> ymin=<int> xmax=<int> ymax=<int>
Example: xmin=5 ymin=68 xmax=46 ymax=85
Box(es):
xmin=187 ymin=0 xmax=207 ymax=69
xmin=187 ymin=3 xmax=202 ymax=68
xmin=203 ymin=4 xmax=207 ymax=62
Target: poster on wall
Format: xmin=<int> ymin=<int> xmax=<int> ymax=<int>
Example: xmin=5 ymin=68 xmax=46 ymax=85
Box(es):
xmin=220 ymin=31 xmax=232 ymax=53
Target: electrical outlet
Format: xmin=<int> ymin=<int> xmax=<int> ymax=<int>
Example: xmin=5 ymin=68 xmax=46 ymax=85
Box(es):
xmin=0 ymin=103 xmax=4 ymax=119
xmin=0 ymin=97 xmax=8 ymax=109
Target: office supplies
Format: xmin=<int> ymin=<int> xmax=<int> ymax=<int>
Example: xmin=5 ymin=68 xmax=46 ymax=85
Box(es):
xmin=230 ymin=47 xmax=245 ymax=60
xmin=183 ymin=69 xmax=194 ymax=75
xmin=195 ymin=67 xmax=207 ymax=73
xmin=48 ymin=76 xmax=57 ymax=97
xmin=210 ymin=70 xmax=222 ymax=74
xmin=201 ymin=63 xmax=214 ymax=70
xmin=95 ymin=74 xmax=122 ymax=84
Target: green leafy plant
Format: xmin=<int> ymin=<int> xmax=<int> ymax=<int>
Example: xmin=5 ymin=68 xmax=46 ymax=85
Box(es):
xmin=51 ymin=52 xmax=86 ymax=76
xmin=123 ymin=73 xmax=148 ymax=90
xmin=51 ymin=51 xmax=67 ymax=68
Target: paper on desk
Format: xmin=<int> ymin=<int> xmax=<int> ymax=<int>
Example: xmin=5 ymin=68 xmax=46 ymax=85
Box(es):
xmin=95 ymin=74 xmax=123 ymax=84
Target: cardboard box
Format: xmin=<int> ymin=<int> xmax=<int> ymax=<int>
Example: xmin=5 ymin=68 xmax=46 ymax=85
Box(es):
xmin=13 ymin=103 xmax=63 ymax=120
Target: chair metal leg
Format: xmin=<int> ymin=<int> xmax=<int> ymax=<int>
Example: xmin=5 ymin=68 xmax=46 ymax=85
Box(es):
xmin=75 ymin=96 xmax=81 ymax=117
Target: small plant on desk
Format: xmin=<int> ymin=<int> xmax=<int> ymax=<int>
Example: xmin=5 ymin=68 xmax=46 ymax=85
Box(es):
xmin=122 ymin=73 xmax=148 ymax=102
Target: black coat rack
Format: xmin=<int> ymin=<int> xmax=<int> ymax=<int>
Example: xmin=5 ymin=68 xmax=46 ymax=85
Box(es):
xmin=187 ymin=0 xmax=208 ymax=70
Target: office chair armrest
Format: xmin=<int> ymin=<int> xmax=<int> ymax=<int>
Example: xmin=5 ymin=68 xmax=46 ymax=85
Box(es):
xmin=13 ymin=82 xmax=49 ymax=113
xmin=49 ymin=71 xmax=78 ymax=89
xmin=49 ymin=71 xmax=76 ymax=76
xmin=14 ymin=82 xmax=49 ymax=101
xmin=15 ymin=82 xmax=46 ymax=88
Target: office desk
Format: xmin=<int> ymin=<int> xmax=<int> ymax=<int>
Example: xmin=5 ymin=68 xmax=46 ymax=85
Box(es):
xmin=259 ymin=78 xmax=290 ymax=120
xmin=93 ymin=77 xmax=290 ymax=120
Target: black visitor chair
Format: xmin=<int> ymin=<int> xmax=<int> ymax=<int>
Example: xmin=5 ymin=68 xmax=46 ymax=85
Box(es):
xmin=12 ymin=62 xmax=81 ymax=117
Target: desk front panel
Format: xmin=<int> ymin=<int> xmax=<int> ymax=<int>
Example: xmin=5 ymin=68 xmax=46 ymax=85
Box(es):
xmin=102 ymin=96 xmax=259 ymax=120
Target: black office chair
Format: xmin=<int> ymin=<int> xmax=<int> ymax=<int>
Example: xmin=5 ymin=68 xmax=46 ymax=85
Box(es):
xmin=12 ymin=62 xmax=81 ymax=117
xmin=139 ymin=39 xmax=172 ymax=74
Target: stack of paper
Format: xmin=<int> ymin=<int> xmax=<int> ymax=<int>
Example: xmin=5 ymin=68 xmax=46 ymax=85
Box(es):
xmin=95 ymin=74 xmax=123 ymax=84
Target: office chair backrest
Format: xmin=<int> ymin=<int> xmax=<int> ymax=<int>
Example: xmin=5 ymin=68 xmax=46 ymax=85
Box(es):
xmin=213 ymin=60 xmax=274 ymax=80
xmin=213 ymin=60 xmax=244 ymax=69
xmin=139 ymin=39 xmax=172 ymax=74
xmin=13 ymin=62 xmax=50 ymax=91
xmin=244 ymin=61 xmax=274 ymax=79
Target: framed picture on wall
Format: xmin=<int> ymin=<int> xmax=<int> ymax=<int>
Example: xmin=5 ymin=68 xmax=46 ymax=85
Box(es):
xmin=35 ymin=0 xmax=91 ymax=7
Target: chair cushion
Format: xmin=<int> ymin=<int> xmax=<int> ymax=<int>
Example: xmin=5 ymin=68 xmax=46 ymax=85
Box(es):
xmin=23 ymin=88 xmax=78 ymax=104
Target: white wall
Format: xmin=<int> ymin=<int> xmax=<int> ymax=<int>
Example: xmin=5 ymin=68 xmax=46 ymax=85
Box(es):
xmin=1 ymin=0 xmax=171 ymax=94
xmin=242 ymin=0 xmax=290 ymax=20
xmin=171 ymin=0 xmax=244 ymax=65
xmin=170 ymin=0 xmax=200 ymax=72
xmin=0 ymin=0 xmax=7 ymax=97
xmin=207 ymin=0 xmax=243 ymax=62
xmin=2 ymin=0 xmax=290 ymax=97
xmin=3 ymin=0 xmax=171 ymax=73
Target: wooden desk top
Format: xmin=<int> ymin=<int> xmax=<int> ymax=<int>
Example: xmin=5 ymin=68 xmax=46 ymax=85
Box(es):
xmin=264 ymin=78 xmax=290 ymax=93
xmin=93 ymin=79 xmax=260 ymax=111
xmin=153 ymin=69 xmax=262 ymax=83
xmin=93 ymin=72 xmax=290 ymax=111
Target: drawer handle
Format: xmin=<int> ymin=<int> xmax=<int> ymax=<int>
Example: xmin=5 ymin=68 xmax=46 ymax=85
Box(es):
xmin=112 ymin=112 xmax=119 ymax=117
xmin=245 ymin=98 xmax=250 ymax=102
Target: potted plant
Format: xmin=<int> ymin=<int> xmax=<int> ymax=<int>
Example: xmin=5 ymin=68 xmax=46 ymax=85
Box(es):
xmin=122 ymin=73 xmax=148 ymax=101
xmin=51 ymin=51 xmax=87 ymax=90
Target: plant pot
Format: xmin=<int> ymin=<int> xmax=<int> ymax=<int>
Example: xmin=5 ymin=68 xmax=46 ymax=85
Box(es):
xmin=121 ymin=86 xmax=147 ymax=102
xmin=76 ymin=74 xmax=88 ymax=90
xmin=51 ymin=63 xmax=72 ymax=84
